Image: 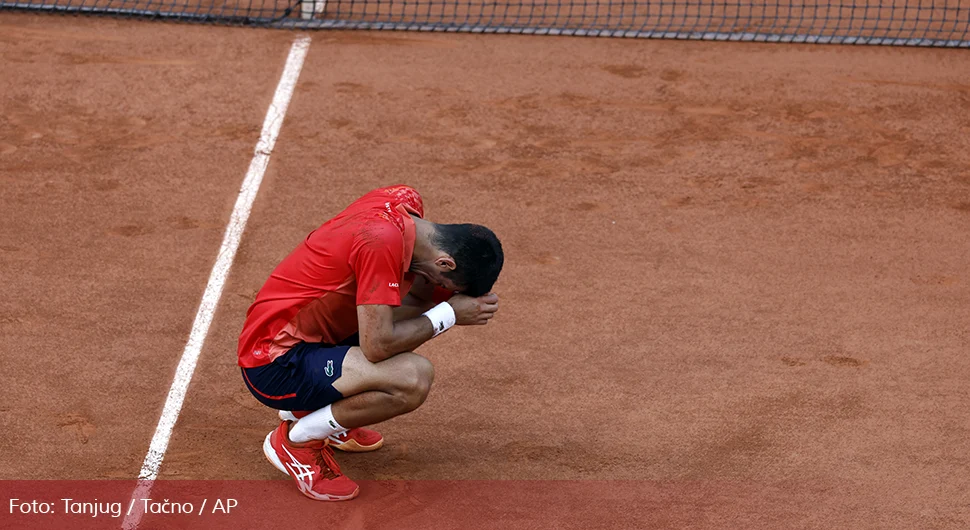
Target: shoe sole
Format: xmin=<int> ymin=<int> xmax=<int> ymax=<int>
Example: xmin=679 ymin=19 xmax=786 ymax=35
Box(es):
xmin=263 ymin=431 xmax=361 ymax=502
xmin=277 ymin=411 xmax=384 ymax=453
xmin=279 ymin=410 xmax=300 ymax=422
xmin=304 ymin=488 xmax=359 ymax=501
xmin=263 ymin=432 xmax=289 ymax=475
xmin=331 ymin=438 xmax=384 ymax=452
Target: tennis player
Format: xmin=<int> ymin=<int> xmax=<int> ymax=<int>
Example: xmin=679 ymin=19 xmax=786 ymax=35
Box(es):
xmin=237 ymin=185 xmax=503 ymax=500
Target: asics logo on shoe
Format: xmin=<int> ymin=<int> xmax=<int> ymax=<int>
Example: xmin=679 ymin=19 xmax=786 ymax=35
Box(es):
xmin=280 ymin=444 xmax=315 ymax=493
xmin=325 ymin=360 xmax=334 ymax=377
xmin=328 ymin=431 xmax=349 ymax=444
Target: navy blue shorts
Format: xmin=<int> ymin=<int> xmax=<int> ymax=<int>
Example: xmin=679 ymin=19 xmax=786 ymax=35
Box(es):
xmin=241 ymin=338 xmax=356 ymax=411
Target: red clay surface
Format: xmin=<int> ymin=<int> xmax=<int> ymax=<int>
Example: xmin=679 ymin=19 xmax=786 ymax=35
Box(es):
xmin=2 ymin=11 xmax=970 ymax=529
xmin=0 ymin=16 xmax=293 ymax=479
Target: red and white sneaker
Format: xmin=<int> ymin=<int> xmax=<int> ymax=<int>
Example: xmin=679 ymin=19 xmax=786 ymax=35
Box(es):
xmin=278 ymin=410 xmax=384 ymax=452
xmin=328 ymin=427 xmax=384 ymax=452
xmin=263 ymin=420 xmax=359 ymax=501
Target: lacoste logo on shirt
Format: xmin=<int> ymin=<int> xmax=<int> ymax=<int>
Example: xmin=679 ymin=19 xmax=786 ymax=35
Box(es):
xmin=325 ymin=360 xmax=334 ymax=377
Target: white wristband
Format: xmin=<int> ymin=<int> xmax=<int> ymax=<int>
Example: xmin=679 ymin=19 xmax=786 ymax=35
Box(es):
xmin=423 ymin=302 xmax=456 ymax=337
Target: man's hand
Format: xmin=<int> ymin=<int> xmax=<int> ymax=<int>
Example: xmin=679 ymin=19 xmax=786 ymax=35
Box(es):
xmin=449 ymin=293 xmax=499 ymax=325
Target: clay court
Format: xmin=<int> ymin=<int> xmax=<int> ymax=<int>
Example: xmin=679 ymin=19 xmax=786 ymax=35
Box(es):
xmin=1 ymin=7 xmax=970 ymax=529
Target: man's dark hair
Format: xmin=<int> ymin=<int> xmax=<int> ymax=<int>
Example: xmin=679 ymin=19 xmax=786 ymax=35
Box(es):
xmin=433 ymin=223 xmax=504 ymax=297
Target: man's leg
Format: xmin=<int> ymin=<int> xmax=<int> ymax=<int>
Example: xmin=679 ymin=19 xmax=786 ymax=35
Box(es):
xmin=287 ymin=347 xmax=434 ymax=442
xmin=335 ymin=347 xmax=435 ymax=425
xmin=244 ymin=343 xmax=434 ymax=501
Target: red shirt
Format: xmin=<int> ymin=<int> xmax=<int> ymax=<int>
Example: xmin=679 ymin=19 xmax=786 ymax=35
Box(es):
xmin=237 ymin=185 xmax=424 ymax=368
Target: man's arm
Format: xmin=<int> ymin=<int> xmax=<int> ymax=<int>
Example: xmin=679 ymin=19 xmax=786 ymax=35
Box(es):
xmin=391 ymin=275 xmax=436 ymax=322
xmin=357 ymin=304 xmax=436 ymax=363
xmin=358 ymin=290 xmax=501 ymax=363
xmin=361 ymin=277 xmax=437 ymax=361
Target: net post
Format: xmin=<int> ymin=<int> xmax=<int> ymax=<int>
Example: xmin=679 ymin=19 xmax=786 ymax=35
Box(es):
xmin=300 ymin=0 xmax=323 ymax=19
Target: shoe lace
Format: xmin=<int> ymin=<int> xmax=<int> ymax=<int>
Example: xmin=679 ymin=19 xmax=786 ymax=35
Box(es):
xmin=314 ymin=443 xmax=342 ymax=480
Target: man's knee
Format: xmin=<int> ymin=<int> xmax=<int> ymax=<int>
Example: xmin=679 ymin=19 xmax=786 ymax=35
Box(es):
xmin=391 ymin=354 xmax=434 ymax=413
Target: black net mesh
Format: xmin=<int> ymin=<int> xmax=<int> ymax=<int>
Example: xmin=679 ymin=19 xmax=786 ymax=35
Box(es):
xmin=2 ymin=0 xmax=969 ymax=46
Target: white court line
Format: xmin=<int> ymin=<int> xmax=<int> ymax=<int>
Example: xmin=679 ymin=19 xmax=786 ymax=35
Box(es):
xmin=121 ymin=35 xmax=311 ymax=530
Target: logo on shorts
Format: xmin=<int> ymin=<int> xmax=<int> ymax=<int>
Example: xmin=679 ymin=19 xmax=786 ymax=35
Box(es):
xmin=325 ymin=360 xmax=334 ymax=377
xmin=389 ymin=282 xmax=399 ymax=288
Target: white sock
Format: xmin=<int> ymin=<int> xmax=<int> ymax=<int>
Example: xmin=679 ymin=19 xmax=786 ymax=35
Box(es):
xmin=287 ymin=405 xmax=346 ymax=444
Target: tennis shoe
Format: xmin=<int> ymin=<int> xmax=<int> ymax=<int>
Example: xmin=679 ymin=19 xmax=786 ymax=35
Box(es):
xmin=263 ymin=420 xmax=359 ymax=501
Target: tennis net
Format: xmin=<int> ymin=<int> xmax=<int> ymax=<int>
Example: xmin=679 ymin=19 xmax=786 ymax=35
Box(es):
xmin=2 ymin=0 xmax=968 ymax=46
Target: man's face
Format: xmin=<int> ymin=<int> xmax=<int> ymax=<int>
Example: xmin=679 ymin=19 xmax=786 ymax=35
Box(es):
xmin=412 ymin=257 xmax=463 ymax=293
xmin=420 ymin=268 xmax=462 ymax=293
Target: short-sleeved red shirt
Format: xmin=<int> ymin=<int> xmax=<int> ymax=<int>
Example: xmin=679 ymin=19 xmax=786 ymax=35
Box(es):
xmin=237 ymin=185 xmax=424 ymax=368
